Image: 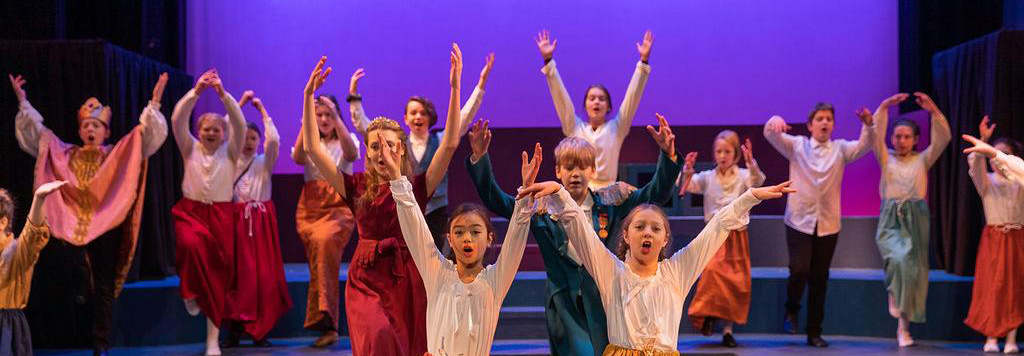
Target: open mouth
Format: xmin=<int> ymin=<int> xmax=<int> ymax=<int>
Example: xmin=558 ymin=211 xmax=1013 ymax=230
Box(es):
xmin=640 ymin=241 xmax=653 ymax=254
xmin=86 ymin=134 xmax=96 ymax=142
xmin=462 ymin=245 xmax=475 ymax=257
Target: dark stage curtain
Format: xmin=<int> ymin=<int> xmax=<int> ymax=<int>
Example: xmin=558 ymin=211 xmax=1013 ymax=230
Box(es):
xmin=930 ymin=30 xmax=1024 ymax=275
xmin=0 ymin=40 xmax=191 ymax=347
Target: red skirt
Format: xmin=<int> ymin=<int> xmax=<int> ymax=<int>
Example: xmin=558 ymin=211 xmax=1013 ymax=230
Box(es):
xmin=227 ymin=201 xmax=293 ymax=339
xmin=688 ymin=229 xmax=752 ymax=327
xmin=345 ymin=238 xmax=428 ymax=356
xmin=965 ymin=225 xmax=1024 ymax=337
xmin=172 ymin=198 xmax=237 ymax=326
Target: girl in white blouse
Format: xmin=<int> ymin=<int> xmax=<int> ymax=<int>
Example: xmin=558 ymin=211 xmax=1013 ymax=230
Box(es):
xmin=519 ymin=180 xmax=793 ymax=355
xmin=384 ymin=136 xmax=538 ymax=355
xmin=677 ymin=131 xmax=765 ymax=347
xmin=867 ymin=92 xmax=950 ymax=347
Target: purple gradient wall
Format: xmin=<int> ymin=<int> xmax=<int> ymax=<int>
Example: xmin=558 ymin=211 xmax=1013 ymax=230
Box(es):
xmin=186 ymin=0 xmax=897 ymax=215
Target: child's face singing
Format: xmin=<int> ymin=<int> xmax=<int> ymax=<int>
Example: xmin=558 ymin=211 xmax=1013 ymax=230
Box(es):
xmin=624 ymin=209 xmax=669 ymax=265
xmin=447 ymin=212 xmax=492 ymax=268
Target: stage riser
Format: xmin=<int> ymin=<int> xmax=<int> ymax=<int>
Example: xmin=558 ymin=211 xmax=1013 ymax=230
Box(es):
xmin=110 ymin=269 xmax=983 ymax=346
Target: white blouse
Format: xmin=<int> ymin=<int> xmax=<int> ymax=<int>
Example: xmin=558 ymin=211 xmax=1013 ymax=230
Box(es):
xmin=872 ymin=108 xmax=951 ymax=200
xmin=543 ymin=59 xmax=651 ymax=190
xmin=991 ymin=152 xmax=1024 ymax=188
xmin=684 ymin=165 xmax=765 ymax=222
xmin=391 ymin=176 xmax=532 ymax=356
xmin=969 ymin=153 xmax=1024 ymax=225
xmin=182 ymin=142 xmax=236 ymax=203
xmin=293 ymin=133 xmax=361 ymax=181
xmin=551 ymin=185 xmax=760 ymax=352
xmin=234 ymin=117 xmax=280 ymax=203
xmin=764 ymin=120 xmax=875 ymax=236
xmin=15 ymin=99 xmax=168 ymax=158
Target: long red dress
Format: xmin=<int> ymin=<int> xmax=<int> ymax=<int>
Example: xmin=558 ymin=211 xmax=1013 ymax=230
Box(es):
xmin=343 ymin=173 xmax=429 ymax=356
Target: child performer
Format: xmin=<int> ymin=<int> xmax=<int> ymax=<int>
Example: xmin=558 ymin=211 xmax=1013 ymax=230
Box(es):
xmin=867 ymin=92 xmax=950 ymax=347
xmin=964 ymin=117 xmax=1024 ymax=354
xmin=388 ymin=137 xmax=535 ymax=355
xmin=763 ymin=103 xmax=876 ymax=347
xmin=169 ymin=69 xmax=247 ymax=356
xmin=679 ymin=132 xmax=765 ymax=347
xmin=348 ymin=53 xmax=493 ymax=245
xmin=11 ymin=72 xmax=168 ymax=356
xmin=0 ymin=181 xmax=66 ymax=356
xmin=535 ymin=30 xmax=653 ymax=190
xmin=221 ymin=92 xmax=292 ymax=347
xmin=964 ymin=133 xmax=1024 ymax=187
xmin=466 ymin=113 xmax=682 ymax=355
xmin=521 ymin=179 xmax=792 ymax=355
xmin=300 ymin=45 xmax=466 ymax=355
xmin=291 ymin=92 xmax=360 ymax=347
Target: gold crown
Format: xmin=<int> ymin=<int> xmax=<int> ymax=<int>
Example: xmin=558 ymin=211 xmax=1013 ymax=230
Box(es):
xmin=77 ymin=97 xmax=111 ymax=126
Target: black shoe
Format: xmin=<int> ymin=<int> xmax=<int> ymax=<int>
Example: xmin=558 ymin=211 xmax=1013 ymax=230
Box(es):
xmin=807 ymin=336 xmax=829 ymax=347
xmin=722 ymin=333 xmax=738 ymax=348
xmin=220 ymin=334 xmax=240 ymax=348
xmin=253 ymin=338 xmax=272 ymax=347
xmin=701 ymin=317 xmax=716 ymax=336
xmin=92 ymin=348 xmax=109 ymax=356
xmin=783 ymin=313 xmax=798 ymax=334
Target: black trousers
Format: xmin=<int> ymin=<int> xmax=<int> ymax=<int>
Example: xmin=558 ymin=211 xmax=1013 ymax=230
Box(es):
xmin=784 ymin=225 xmax=838 ymax=338
xmin=425 ymin=207 xmax=450 ymax=255
xmin=74 ymin=230 xmax=121 ymax=350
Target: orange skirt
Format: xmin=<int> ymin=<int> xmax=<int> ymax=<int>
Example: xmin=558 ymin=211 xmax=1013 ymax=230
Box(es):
xmin=295 ymin=180 xmax=356 ymax=330
xmin=688 ymin=229 xmax=752 ymax=328
xmin=965 ymin=225 xmax=1024 ymax=337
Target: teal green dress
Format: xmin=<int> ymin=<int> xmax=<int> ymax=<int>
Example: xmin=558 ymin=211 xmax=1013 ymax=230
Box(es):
xmin=875 ymin=198 xmax=930 ymax=323
xmin=466 ymin=151 xmax=680 ymax=356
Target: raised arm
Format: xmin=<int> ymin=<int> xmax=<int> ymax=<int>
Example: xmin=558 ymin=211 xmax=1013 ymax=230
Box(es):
xmin=424 ymin=43 xmax=465 ymax=196
xmin=10 ymin=74 xmax=57 ymax=157
xmin=208 ymin=73 xmax=246 ymax=163
xmin=171 ymin=70 xmax=216 ymax=158
xmin=347 ymin=68 xmax=371 ymax=136
xmin=677 ymin=152 xmax=702 ymax=195
xmin=914 ymin=92 xmax=951 ymax=167
xmin=10 ymin=181 xmax=65 ymax=274
xmin=868 ymin=94 xmax=907 ymax=167
xmin=991 ymin=152 xmax=1024 ymax=187
xmin=621 ymin=113 xmax=681 ymax=209
xmin=536 ymin=30 xmax=578 ymax=136
xmin=664 ymin=188 xmax=762 ymax=294
xmin=290 ymin=129 xmax=307 ymax=165
xmin=140 ymin=73 xmax=169 ymax=157
xmin=322 ymin=96 xmax=359 ymax=163
xmin=465 ymin=120 xmax=517 ymax=218
xmin=252 ymin=98 xmax=280 ymax=172
xmin=301 ymin=57 xmax=347 ymax=198
xmin=538 ymin=183 xmax=619 ymax=300
xmin=390 ymin=175 xmax=448 ymax=295
xmin=741 ymin=138 xmax=766 ymax=187
xmin=457 ymin=53 xmax=494 ymax=136
xmin=614 ymin=30 xmax=654 ymax=137
xmin=763 ymin=115 xmax=797 ymax=159
xmin=840 ymin=110 xmax=878 ymax=162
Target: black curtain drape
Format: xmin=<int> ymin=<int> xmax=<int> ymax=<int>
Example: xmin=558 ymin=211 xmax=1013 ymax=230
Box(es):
xmin=0 ymin=40 xmax=191 ymax=347
xmin=930 ymin=30 xmax=1024 ymax=275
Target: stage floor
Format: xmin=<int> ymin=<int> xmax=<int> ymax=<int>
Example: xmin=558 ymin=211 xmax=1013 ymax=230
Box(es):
xmin=37 ymin=334 xmax=992 ymax=355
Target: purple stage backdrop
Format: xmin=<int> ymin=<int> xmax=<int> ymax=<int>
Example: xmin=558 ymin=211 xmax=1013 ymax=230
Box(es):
xmin=186 ymin=0 xmax=898 ymax=215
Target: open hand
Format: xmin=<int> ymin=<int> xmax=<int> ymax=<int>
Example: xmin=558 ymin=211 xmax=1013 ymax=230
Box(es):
xmin=751 ymin=180 xmax=795 ymax=200
xmin=637 ymin=30 xmax=654 ymax=62
xmin=349 ymin=68 xmax=365 ymax=95
xmin=914 ymin=92 xmax=939 ymax=113
xmin=979 ymin=115 xmax=995 ymax=142
xmin=468 ymin=119 xmax=492 ymax=160
xmin=963 ymin=134 xmax=1000 ymax=158
xmin=741 ymin=138 xmax=754 ymax=167
xmin=479 ymin=53 xmax=496 ymax=88
xmin=855 ymin=107 xmax=873 ymax=126
xmin=766 ymin=115 xmax=791 ymax=134
xmin=521 ymin=143 xmax=543 ymax=188
xmin=34 ymin=180 xmax=68 ymax=198
xmin=450 ymin=43 xmax=463 ymax=89
xmin=881 ymin=93 xmax=909 ymax=109
xmin=535 ymin=30 xmax=557 ymax=61
xmin=8 ymin=74 xmax=27 ymax=102
xmin=517 ymin=181 xmax=561 ymax=200
xmin=645 ymin=113 xmax=676 ymax=161
xmin=151 ymin=73 xmax=169 ymax=104
xmin=305 ymin=56 xmax=332 ymax=96
xmin=378 ymin=132 xmax=403 ymax=180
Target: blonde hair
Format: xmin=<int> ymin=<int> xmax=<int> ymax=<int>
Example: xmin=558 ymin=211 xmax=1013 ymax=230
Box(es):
xmin=197 ymin=113 xmax=227 ymax=132
xmin=554 ymin=137 xmax=597 ymax=169
xmin=714 ymin=129 xmax=741 ymax=164
xmin=357 ymin=117 xmax=415 ymax=207
xmin=615 ymin=204 xmax=673 ymax=261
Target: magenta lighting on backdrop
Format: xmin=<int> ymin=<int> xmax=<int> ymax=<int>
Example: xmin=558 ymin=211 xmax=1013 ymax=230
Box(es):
xmin=185 ymin=0 xmax=897 ymax=215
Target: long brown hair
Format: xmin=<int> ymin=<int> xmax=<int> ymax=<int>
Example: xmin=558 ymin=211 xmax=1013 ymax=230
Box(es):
xmin=356 ymin=117 xmax=415 ymax=207
xmin=614 ymin=204 xmax=673 ymax=261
